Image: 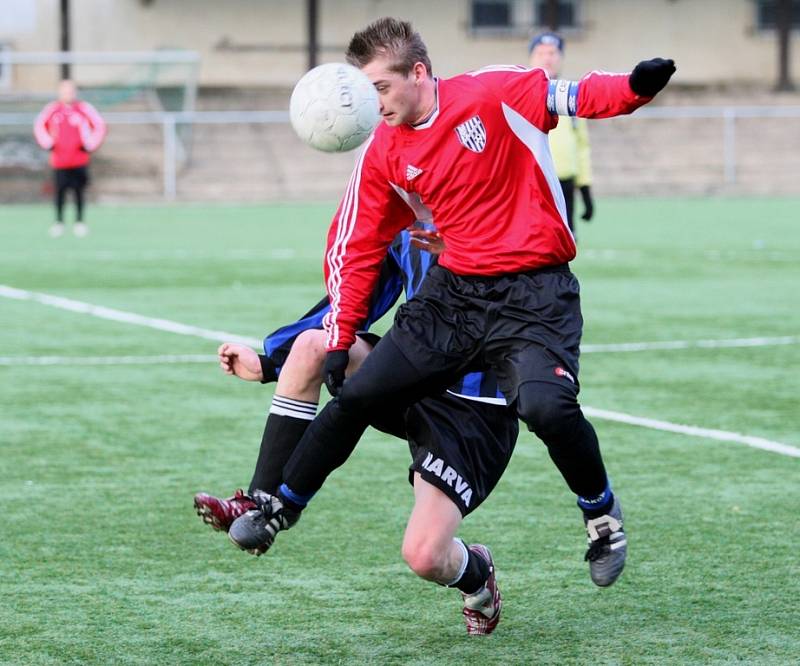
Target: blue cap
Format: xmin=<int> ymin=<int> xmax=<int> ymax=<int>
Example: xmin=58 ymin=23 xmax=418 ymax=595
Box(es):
xmin=528 ymin=32 xmax=564 ymax=54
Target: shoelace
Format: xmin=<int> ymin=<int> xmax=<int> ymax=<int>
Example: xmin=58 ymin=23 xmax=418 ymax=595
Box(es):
xmin=584 ymin=535 xmax=610 ymax=562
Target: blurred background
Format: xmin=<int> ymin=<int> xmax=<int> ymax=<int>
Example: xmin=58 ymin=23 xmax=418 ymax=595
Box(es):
xmin=2 ymin=0 xmax=800 ymax=203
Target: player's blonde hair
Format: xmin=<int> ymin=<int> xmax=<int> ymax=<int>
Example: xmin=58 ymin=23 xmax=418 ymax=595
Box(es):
xmin=346 ymin=17 xmax=432 ymax=77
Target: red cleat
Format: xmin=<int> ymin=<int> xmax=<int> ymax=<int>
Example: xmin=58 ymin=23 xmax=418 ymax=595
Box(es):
xmin=194 ymin=489 xmax=256 ymax=532
xmin=461 ymin=544 xmax=502 ymax=636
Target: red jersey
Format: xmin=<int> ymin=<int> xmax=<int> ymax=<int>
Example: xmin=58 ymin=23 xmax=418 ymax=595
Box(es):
xmin=34 ymin=100 xmax=107 ymax=169
xmin=323 ymin=66 xmax=651 ymax=351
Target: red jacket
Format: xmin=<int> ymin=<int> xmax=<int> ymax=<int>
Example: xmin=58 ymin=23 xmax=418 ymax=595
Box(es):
xmin=34 ymin=100 xmax=107 ymax=169
xmin=322 ymin=66 xmax=651 ymax=352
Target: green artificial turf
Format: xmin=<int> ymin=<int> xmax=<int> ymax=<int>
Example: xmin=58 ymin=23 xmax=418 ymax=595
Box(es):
xmin=0 ymin=198 xmax=798 ymax=664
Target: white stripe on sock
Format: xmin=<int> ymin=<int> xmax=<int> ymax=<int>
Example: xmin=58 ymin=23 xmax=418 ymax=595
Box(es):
xmin=272 ymin=395 xmax=318 ymax=414
xmin=269 ymin=405 xmax=317 ymax=421
xmin=443 ymin=538 xmax=470 ymax=587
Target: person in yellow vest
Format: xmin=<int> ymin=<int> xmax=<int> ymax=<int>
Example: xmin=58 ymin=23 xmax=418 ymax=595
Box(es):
xmin=529 ymin=32 xmax=594 ymax=236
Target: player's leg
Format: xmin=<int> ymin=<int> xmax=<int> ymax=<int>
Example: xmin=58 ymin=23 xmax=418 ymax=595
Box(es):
xmin=73 ymin=167 xmax=88 ymax=236
xmin=402 ymin=476 xmax=501 ymax=636
xmin=278 ymin=330 xmax=463 ymax=507
xmin=50 ymin=170 xmax=67 ymax=236
xmin=402 ymin=395 xmax=516 ymax=634
xmin=516 ymin=375 xmax=625 ymax=586
xmin=194 ymin=331 xmax=374 ymax=532
xmin=402 ymin=476 xmax=464 ymax=582
xmin=277 ymin=264 xmax=482 ymax=501
xmin=230 ymin=267 xmax=481 ymax=551
xmin=248 ymin=329 xmax=373 ymax=495
xmin=485 ymin=267 xmax=626 ymax=586
xmin=228 ymin=332 xmax=467 ymax=554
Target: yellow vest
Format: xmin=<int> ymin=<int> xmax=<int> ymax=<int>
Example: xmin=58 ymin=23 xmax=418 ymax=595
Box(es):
xmin=549 ymin=116 xmax=592 ymax=187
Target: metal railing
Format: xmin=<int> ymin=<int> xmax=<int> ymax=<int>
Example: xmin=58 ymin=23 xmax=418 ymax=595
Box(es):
xmin=2 ymin=106 xmax=799 ymax=199
xmin=633 ymin=105 xmax=800 ymax=185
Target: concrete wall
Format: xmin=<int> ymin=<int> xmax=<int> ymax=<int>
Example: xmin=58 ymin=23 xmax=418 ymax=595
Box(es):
xmin=2 ymin=0 xmax=799 ymax=91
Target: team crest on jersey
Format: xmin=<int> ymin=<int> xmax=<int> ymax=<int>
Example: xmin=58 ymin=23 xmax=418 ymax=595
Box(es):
xmin=454 ymin=116 xmax=487 ymax=153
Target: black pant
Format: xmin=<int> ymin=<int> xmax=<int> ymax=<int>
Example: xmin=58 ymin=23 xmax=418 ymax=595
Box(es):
xmin=54 ymin=166 xmax=89 ymax=222
xmin=283 ymin=265 xmax=608 ymax=503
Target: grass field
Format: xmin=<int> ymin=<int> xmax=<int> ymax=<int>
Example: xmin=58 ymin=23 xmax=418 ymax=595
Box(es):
xmin=1 ymin=198 xmax=799 ymax=665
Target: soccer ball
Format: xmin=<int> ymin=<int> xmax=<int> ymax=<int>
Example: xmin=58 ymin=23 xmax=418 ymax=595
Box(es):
xmin=289 ymin=63 xmax=380 ymax=152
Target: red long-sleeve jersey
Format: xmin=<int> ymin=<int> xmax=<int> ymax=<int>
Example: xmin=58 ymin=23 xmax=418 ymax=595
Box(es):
xmin=34 ymin=100 xmax=107 ymax=169
xmin=323 ymin=66 xmax=651 ymax=352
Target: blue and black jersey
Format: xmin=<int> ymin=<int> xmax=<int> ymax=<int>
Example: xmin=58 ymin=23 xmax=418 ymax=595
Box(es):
xmin=262 ymin=223 xmax=507 ymax=405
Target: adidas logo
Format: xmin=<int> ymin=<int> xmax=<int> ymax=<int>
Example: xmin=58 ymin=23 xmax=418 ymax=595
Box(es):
xmin=406 ymin=164 xmax=423 ymax=180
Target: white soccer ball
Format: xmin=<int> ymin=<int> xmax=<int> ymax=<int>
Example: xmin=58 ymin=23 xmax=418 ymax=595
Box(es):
xmin=289 ymin=63 xmax=380 ymax=152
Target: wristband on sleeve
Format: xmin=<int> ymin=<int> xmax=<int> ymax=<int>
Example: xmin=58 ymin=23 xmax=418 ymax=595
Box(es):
xmin=258 ymin=354 xmax=279 ymax=384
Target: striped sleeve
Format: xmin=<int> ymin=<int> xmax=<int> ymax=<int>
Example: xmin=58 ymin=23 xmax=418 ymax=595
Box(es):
xmin=77 ymin=101 xmax=107 ymax=152
xmin=322 ymin=135 xmax=415 ymax=352
xmin=33 ymin=102 xmax=57 ymax=150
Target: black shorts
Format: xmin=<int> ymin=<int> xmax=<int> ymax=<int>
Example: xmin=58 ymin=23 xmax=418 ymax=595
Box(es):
xmin=54 ymin=166 xmax=89 ymax=189
xmin=390 ymin=263 xmax=583 ymax=404
xmin=358 ymin=334 xmax=519 ymax=516
xmin=404 ymin=393 xmax=518 ymax=516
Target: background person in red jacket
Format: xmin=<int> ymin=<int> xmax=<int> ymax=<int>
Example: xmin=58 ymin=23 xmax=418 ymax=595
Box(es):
xmin=34 ymin=79 xmax=107 ymax=237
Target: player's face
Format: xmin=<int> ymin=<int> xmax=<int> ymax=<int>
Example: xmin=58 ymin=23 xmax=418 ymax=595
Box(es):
xmin=529 ymin=44 xmax=562 ymax=78
xmin=362 ymin=56 xmax=426 ymax=127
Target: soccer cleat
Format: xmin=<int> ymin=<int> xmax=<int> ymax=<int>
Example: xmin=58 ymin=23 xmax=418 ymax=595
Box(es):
xmin=73 ymin=222 xmax=88 ymax=237
xmin=193 ymin=489 xmax=256 ymax=532
xmin=49 ymin=223 xmax=64 ymax=238
xmin=228 ymin=490 xmax=299 ymax=556
xmin=461 ymin=544 xmax=502 ymax=636
xmin=584 ymin=497 xmax=627 ymax=587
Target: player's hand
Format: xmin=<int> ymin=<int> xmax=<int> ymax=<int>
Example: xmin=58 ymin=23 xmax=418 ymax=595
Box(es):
xmin=408 ymin=226 xmax=445 ymax=255
xmin=579 ymin=185 xmax=594 ymax=221
xmin=629 ymin=58 xmax=676 ymax=97
xmin=323 ymin=350 xmax=349 ymax=396
xmin=217 ymin=342 xmax=264 ymax=382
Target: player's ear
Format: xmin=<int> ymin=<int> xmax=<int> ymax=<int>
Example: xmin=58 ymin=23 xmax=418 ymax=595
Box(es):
xmin=413 ymin=62 xmax=426 ymax=84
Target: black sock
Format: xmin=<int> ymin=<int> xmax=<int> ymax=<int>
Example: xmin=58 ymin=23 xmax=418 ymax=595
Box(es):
xmin=452 ymin=544 xmax=491 ymax=595
xmin=248 ymin=395 xmax=317 ymax=495
xmin=282 ymin=398 xmax=369 ymax=497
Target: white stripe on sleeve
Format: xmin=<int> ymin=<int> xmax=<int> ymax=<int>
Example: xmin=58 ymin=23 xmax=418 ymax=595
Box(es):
xmin=324 ymin=134 xmax=374 ymax=349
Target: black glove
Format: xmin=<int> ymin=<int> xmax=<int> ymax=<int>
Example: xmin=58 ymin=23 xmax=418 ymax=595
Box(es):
xmin=629 ymin=58 xmax=676 ymax=97
xmin=579 ymin=185 xmax=594 ymax=221
xmin=323 ymin=349 xmax=349 ymax=397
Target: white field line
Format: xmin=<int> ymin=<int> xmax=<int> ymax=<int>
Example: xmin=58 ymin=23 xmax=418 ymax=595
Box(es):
xmin=583 ymin=407 xmax=800 ymax=458
xmin=0 ymin=284 xmax=262 ymax=348
xmin=2 ymin=284 xmax=798 ymax=458
xmin=0 ymin=249 xmax=304 ymax=261
xmin=0 ymin=354 xmax=217 ymax=366
xmin=582 ymin=336 xmax=800 ymax=353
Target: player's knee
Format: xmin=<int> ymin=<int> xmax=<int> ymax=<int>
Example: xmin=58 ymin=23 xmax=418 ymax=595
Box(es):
xmin=517 ymin=381 xmax=578 ymax=438
xmin=401 ymin=538 xmax=446 ymax=581
xmin=286 ymin=330 xmax=327 ymax=380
